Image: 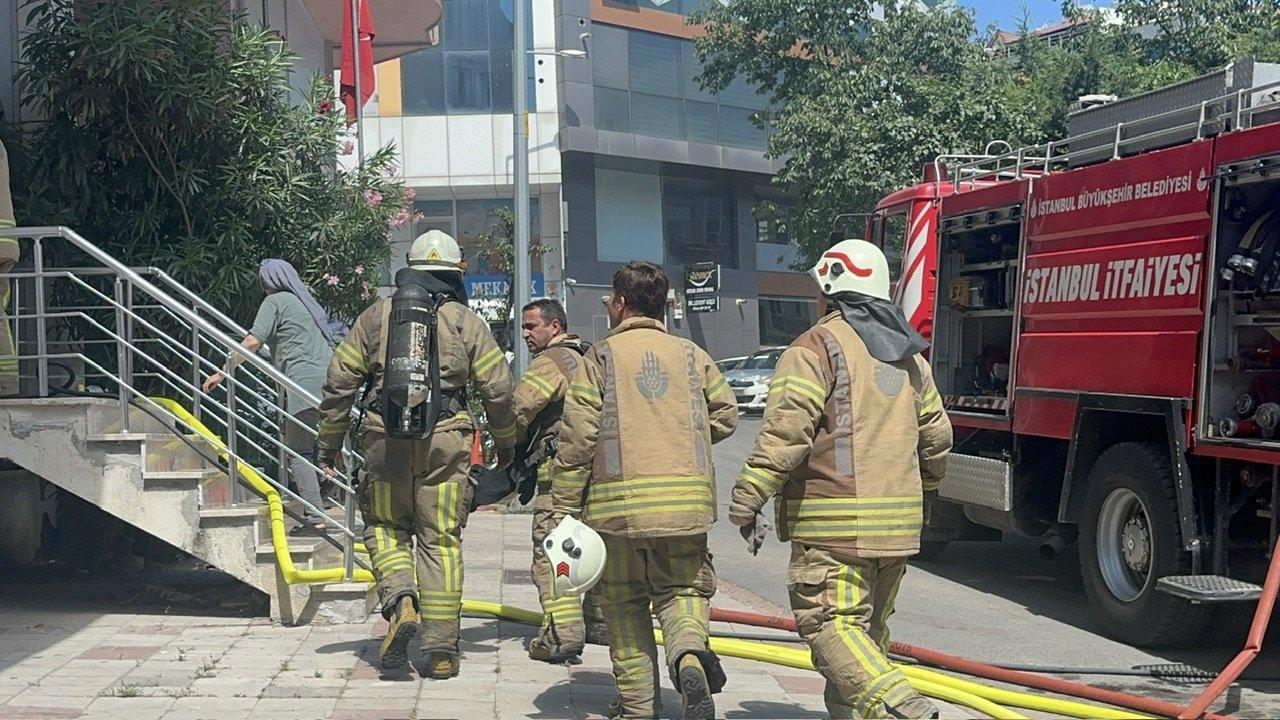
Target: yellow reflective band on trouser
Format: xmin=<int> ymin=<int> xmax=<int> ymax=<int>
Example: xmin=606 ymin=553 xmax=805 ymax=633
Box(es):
xmin=919 ymin=387 xmax=941 ymax=416
xmin=421 ymin=590 xmax=463 ymax=622
xmin=521 ymin=372 xmax=557 ymax=400
xmin=739 ymin=465 xmax=784 ymax=494
xmin=833 ymin=565 xmax=915 ymax=717
xmin=769 ymin=374 xmax=827 ymax=406
xmin=428 ymin=480 xmax=463 ymax=624
xmin=473 ymin=346 xmax=504 ymax=376
xmin=335 ymin=340 xmax=366 ymax=373
xmin=543 ymin=596 xmax=584 ymax=625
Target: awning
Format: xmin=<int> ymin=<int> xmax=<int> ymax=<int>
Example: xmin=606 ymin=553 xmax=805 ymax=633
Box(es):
xmin=306 ymin=0 xmax=443 ymax=64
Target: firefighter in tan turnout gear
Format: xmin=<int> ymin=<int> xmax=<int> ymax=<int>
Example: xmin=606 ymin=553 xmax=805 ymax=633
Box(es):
xmin=0 ymin=139 xmax=18 ymax=396
xmin=511 ymin=298 xmax=607 ymax=663
xmin=316 ymin=230 xmax=516 ymax=678
xmin=730 ymin=239 xmax=952 ymax=720
xmin=549 ymin=262 xmax=738 ymax=720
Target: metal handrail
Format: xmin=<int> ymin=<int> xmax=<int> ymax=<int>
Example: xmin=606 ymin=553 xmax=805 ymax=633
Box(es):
xmin=2 ymin=226 xmax=363 ymax=581
xmin=942 ymin=77 xmax=1280 ymax=190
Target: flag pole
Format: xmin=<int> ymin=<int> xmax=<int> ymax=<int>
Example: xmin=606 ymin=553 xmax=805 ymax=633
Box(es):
xmin=349 ymin=0 xmax=365 ymax=173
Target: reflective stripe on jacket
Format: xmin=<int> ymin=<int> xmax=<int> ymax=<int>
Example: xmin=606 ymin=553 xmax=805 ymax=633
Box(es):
xmin=513 ymin=333 xmax=586 ymax=450
xmin=550 ymin=316 xmax=738 ymax=537
xmin=729 ymin=312 xmax=951 ymax=557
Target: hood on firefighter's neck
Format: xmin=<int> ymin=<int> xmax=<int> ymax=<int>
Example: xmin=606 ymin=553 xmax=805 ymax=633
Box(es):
xmin=832 ymin=291 xmax=928 ymax=364
xmin=395 ymin=267 xmax=468 ymax=305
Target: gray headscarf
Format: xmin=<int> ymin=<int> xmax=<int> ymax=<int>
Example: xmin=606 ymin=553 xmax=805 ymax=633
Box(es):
xmin=258 ymin=259 xmax=349 ymax=343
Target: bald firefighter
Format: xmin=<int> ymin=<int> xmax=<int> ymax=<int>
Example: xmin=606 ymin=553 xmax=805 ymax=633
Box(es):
xmin=549 ymin=262 xmax=738 ymax=720
xmin=730 ymin=239 xmax=952 ymax=719
xmin=0 ymin=139 xmax=18 ymax=395
xmin=316 ymin=230 xmax=516 ymax=677
xmin=511 ymin=298 xmax=607 ymax=663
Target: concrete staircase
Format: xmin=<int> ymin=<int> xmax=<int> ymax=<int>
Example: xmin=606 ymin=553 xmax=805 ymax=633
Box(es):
xmin=0 ymin=396 xmax=373 ymax=624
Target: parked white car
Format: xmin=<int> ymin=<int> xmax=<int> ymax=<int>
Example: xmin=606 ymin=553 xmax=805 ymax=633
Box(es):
xmin=723 ymin=347 xmax=786 ymax=414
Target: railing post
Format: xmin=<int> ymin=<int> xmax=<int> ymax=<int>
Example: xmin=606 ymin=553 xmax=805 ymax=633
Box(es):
xmin=32 ymin=238 xmax=48 ymax=397
xmin=1043 ymin=142 xmax=1053 ymax=173
xmin=113 ymin=278 xmax=130 ymax=431
xmin=1112 ymin=122 xmax=1124 ymax=160
xmin=1236 ymin=88 xmax=1246 ymax=129
xmin=227 ymin=363 xmax=241 ymax=504
xmin=1196 ymin=101 xmax=1207 ymax=139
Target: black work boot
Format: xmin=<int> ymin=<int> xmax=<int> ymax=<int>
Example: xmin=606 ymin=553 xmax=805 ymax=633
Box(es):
xmin=676 ymin=653 xmax=715 ymax=720
xmin=378 ymin=596 xmax=419 ymax=671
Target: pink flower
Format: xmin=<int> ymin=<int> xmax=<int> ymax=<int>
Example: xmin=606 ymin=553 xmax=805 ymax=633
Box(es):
xmin=361 ymin=280 xmax=371 ymax=290
xmin=341 ymin=140 xmax=355 ymax=156
xmin=324 ymin=274 xmax=340 ymax=286
xmin=318 ymin=98 xmax=333 ymax=114
xmin=389 ymin=207 xmax=410 ymax=228
xmin=405 ymin=188 xmax=417 ymax=200
xmin=412 ymin=212 xmax=425 ymax=222
xmin=363 ymin=189 xmax=383 ymax=208
xmin=354 ymin=264 xmax=364 ymax=275
xmin=361 ymin=289 xmax=371 ymax=300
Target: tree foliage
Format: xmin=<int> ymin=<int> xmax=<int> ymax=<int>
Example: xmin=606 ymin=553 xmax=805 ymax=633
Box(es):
xmin=474 ymin=207 xmax=554 ymax=331
xmin=7 ymin=0 xmax=411 ymax=322
xmin=691 ymin=0 xmax=1280 ymax=263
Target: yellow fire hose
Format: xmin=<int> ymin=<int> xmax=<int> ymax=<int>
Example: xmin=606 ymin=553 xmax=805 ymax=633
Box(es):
xmin=156 ymin=399 xmax=1155 ymax=720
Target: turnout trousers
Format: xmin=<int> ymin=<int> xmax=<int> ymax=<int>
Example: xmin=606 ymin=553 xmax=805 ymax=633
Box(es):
xmin=787 ymin=543 xmax=933 ymax=719
xmin=359 ymin=428 xmax=473 ymax=652
xmin=531 ymin=475 xmax=605 ymax=651
xmin=598 ymin=533 xmax=718 ymax=719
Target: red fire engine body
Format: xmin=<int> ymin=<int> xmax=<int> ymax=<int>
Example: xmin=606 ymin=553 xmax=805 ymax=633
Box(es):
xmin=866 ymin=63 xmax=1280 ymax=646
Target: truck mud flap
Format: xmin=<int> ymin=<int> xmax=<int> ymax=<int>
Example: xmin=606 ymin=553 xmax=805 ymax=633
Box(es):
xmin=938 ymin=454 xmax=1012 ymax=512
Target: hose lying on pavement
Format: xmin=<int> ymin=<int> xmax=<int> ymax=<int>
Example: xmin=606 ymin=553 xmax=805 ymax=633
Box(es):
xmin=709 ymin=607 xmax=1226 ymax=720
xmin=461 ymin=600 xmax=1172 ymax=720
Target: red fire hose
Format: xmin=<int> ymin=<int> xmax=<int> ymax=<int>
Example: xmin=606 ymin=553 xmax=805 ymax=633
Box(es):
xmin=1178 ymin=537 xmax=1280 ymax=719
xmin=708 ymin=607 xmax=1230 ymax=720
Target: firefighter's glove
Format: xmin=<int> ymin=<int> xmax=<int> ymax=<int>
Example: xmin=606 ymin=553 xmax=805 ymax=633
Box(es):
xmin=923 ymin=489 xmax=939 ymax=526
xmin=739 ymin=512 xmax=772 ymax=556
xmin=315 ymin=446 xmax=340 ymax=476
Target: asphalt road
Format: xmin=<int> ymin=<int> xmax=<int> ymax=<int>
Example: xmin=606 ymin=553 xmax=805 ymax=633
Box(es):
xmin=708 ymin=416 xmax=1280 ymax=718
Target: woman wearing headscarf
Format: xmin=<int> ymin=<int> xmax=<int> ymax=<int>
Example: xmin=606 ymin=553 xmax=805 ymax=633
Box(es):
xmin=203 ymin=259 xmax=348 ymax=533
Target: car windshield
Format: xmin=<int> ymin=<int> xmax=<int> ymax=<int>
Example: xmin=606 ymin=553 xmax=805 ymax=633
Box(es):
xmin=741 ymin=350 xmax=782 ymax=370
xmin=717 ymin=359 xmax=744 ymax=372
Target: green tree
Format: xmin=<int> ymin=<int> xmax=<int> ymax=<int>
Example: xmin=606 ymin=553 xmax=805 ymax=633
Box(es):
xmin=474 ymin=207 xmax=554 ymax=332
xmin=7 ymin=0 xmax=410 ymax=322
xmin=690 ymin=0 xmax=1043 ymax=262
xmin=1110 ymin=0 xmax=1280 ymax=74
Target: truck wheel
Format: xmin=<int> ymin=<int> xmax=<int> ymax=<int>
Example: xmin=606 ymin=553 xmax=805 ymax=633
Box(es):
xmin=1078 ymin=442 xmax=1210 ymax=647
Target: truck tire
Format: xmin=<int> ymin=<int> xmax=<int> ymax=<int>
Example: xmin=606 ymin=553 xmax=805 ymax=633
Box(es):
xmin=1077 ymin=442 xmax=1210 ymax=647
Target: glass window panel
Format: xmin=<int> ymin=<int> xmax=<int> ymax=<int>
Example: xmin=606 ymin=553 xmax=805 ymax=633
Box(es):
xmin=631 ymin=94 xmax=683 ymax=140
xmin=488 ymin=0 xmax=534 ymax=48
xmin=681 ymin=42 xmax=713 ymax=100
xmin=415 ymin=200 xmax=454 ymax=218
xmin=592 ymin=24 xmax=629 ymax=90
xmin=759 ymin=298 xmax=818 ymax=346
xmin=714 ymin=74 xmax=765 ymax=109
xmin=645 ymin=0 xmax=682 ymax=13
xmin=401 ymin=50 xmax=445 ymax=115
xmin=594 ymin=87 xmax=631 ymax=133
xmin=596 ymin=169 xmax=664 ymax=264
xmin=446 ymin=51 xmax=492 ymax=112
xmin=441 ymin=0 xmax=488 ymax=49
xmin=662 ymin=176 xmax=736 ymax=267
xmin=685 ymin=100 xmax=718 ymax=143
xmin=628 ymin=32 xmax=681 ymax=97
xmin=880 ymin=212 xmax=907 ymax=282
xmin=718 ymin=105 xmax=766 ymax=149
xmin=491 ymin=49 xmax=513 ymax=113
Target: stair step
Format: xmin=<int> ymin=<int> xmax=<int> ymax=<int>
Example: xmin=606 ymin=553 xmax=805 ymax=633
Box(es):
xmin=86 ymin=432 xmax=149 ymax=444
xmin=143 ymin=467 xmax=226 ymax=488
xmin=1157 ymin=575 xmax=1263 ymax=603
xmin=255 ymin=539 xmax=328 ymax=563
xmin=199 ymin=504 xmax=267 ymax=528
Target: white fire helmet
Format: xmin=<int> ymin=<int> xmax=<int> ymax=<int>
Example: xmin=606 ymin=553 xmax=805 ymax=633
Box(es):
xmin=543 ymin=516 xmax=607 ymax=598
xmin=809 ymin=239 xmax=891 ymax=301
xmin=408 ymin=229 xmax=463 ymax=273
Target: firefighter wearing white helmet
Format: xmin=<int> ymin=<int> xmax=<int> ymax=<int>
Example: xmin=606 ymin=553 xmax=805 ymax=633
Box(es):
xmin=316 ymin=228 xmax=516 ymax=678
xmin=730 ymin=238 xmax=953 ymax=719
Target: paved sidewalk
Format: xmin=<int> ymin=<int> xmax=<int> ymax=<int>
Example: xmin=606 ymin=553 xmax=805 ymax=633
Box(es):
xmin=0 ymin=511 xmax=856 ymax=720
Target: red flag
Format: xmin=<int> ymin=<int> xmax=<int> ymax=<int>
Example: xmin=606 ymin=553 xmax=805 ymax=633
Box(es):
xmin=340 ymin=0 xmax=376 ymax=124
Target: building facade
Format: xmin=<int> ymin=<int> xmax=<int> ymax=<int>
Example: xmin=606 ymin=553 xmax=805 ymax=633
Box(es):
xmin=362 ymin=0 xmax=816 ymax=359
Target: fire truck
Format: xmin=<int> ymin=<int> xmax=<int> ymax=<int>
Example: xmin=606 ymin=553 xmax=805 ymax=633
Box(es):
xmin=867 ymin=59 xmax=1280 ymax=646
